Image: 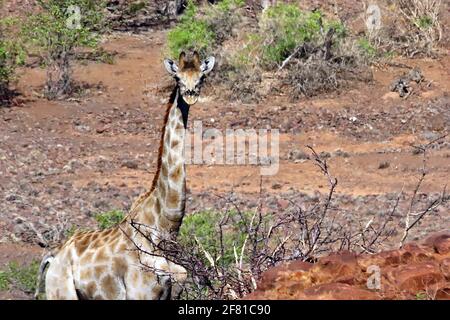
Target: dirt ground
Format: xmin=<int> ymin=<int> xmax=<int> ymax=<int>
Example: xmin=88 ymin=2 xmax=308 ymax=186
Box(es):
xmin=0 ymin=27 xmax=449 ymax=299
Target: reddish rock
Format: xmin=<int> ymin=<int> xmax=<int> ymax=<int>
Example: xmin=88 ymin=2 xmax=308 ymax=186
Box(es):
xmin=244 ymin=232 xmax=450 ymax=300
xmin=433 ymin=235 xmax=450 ymax=255
xmin=424 ymin=232 xmax=450 ymax=255
xmin=434 ymin=283 xmax=450 ymax=300
xmin=440 ymin=258 xmax=450 ymax=279
xmin=388 ymin=262 xmax=444 ymax=292
xmin=303 ymin=283 xmax=380 ymax=300
xmin=257 ymin=260 xmax=313 ymax=291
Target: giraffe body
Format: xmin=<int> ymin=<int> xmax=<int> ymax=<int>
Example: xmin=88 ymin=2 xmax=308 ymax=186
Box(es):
xmin=36 ymin=52 xmax=215 ymax=300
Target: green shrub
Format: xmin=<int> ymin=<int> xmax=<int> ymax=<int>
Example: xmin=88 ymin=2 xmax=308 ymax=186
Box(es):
xmin=95 ymin=210 xmax=125 ymax=230
xmin=21 ymin=0 xmax=107 ymax=99
xmin=357 ymin=37 xmax=377 ymax=58
xmin=168 ymin=1 xmax=214 ymax=57
xmin=258 ymin=5 xmax=345 ymax=68
xmin=0 ymin=17 xmax=25 ymax=101
xmin=179 ymin=210 xmax=251 ymax=266
xmin=0 ymin=261 xmax=40 ymax=293
xmin=0 ymin=270 xmax=8 ymax=291
xmin=167 ymin=0 xmax=244 ymax=57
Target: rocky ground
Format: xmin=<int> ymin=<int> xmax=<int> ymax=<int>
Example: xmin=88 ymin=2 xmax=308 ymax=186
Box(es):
xmin=0 ymin=2 xmax=449 ymax=300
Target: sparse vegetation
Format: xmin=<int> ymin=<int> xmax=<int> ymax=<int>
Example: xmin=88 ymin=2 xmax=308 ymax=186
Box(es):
xmin=0 ymin=17 xmax=25 ymax=104
xmin=0 ymin=261 xmax=39 ymax=293
xmin=95 ymin=210 xmax=125 ymax=230
xmin=179 ymin=210 xmax=251 ymax=266
xmin=167 ymin=0 xmax=244 ymax=57
xmin=21 ymin=0 xmax=107 ymax=99
xmin=365 ymin=0 xmax=444 ymax=58
xmin=257 ymin=5 xmax=345 ymax=68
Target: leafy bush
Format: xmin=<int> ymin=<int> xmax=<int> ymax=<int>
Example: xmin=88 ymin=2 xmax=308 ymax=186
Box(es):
xmin=167 ymin=0 xmax=244 ymax=57
xmin=0 ymin=17 xmax=25 ymax=102
xmin=0 ymin=270 xmax=8 ymax=290
xmin=179 ymin=210 xmax=251 ymax=266
xmin=357 ymin=37 xmax=377 ymax=58
xmin=0 ymin=261 xmax=40 ymax=293
xmin=168 ymin=1 xmax=214 ymax=57
xmin=95 ymin=210 xmax=125 ymax=230
xmin=21 ymin=0 xmax=107 ymax=99
xmin=257 ymin=5 xmax=345 ymax=68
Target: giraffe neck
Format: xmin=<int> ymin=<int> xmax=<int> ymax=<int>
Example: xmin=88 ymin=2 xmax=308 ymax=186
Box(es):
xmin=128 ymin=85 xmax=189 ymax=241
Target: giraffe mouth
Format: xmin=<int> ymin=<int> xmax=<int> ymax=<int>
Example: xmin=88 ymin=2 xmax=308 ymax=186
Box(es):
xmin=182 ymin=94 xmax=198 ymax=105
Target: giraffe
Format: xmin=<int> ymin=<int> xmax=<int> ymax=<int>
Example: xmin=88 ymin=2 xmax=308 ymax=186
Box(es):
xmin=34 ymin=51 xmax=215 ymax=300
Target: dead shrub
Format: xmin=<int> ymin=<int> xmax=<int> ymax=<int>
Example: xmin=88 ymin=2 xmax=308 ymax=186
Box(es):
xmin=365 ymin=0 xmax=444 ymax=58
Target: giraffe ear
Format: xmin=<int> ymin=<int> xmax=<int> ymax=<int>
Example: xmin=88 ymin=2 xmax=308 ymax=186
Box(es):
xmin=164 ymin=58 xmax=179 ymax=76
xmin=193 ymin=51 xmax=201 ymax=68
xmin=200 ymin=56 xmax=215 ymax=75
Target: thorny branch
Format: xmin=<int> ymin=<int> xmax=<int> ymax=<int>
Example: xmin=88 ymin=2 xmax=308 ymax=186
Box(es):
xmin=123 ymin=144 xmax=447 ymax=299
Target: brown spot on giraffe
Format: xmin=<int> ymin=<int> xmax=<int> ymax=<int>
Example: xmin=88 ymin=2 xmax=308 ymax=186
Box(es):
xmin=117 ymin=242 xmax=128 ymax=252
xmin=94 ymin=266 xmax=107 ymax=279
xmin=175 ymin=122 xmax=184 ymax=130
xmin=168 ymin=152 xmax=175 ymax=166
xmin=80 ymin=251 xmax=94 ymax=264
xmin=80 ymin=268 xmax=93 ymax=279
xmin=76 ymin=240 xmax=89 ymax=256
xmin=161 ymin=162 xmax=168 ymax=177
xmin=142 ymin=211 xmax=155 ymax=226
xmin=158 ymin=182 xmax=166 ymax=200
xmin=158 ymin=216 xmax=170 ymax=230
xmin=154 ymin=197 xmax=162 ymax=214
xmin=170 ymin=165 xmax=182 ymax=182
xmin=171 ymin=138 xmax=180 ymax=148
xmin=112 ymin=257 xmax=128 ymax=277
xmin=167 ymin=188 xmax=180 ymax=207
xmin=101 ymin=275 xmax=119 ymax=300
xmin=152 ymin=285 xmax=163 ymax=298
xmin=86 ymin=281 xmax=97 ymax=297
xmin=95 ymin=248 xmax=108 ymax=262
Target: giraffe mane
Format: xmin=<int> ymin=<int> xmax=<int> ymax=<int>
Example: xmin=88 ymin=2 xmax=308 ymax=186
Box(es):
xmin=128 ymin=85 xmax=179 ymax=215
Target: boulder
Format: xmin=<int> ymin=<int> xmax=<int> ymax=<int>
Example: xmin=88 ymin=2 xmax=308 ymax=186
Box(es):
xmin=244 ymin=232 xmax=450 ymax=300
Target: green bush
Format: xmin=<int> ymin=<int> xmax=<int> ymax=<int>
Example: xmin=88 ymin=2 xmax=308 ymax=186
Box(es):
xmin=357 ymin=37 xmax=377 ymax=58
xmin=0 ymin=17 xmax=25 ymax=100
xmin=168 ymin=1 xmax=214 ymax=57
xmin=0 ymin=261 xmax=40 ymax=293
xmin=179 ymin=210 xmax=251 ymax=266
xmin=95 ymin=210 xmax=125 ymax=230
xmin=258 ymin=5 xmax=345 ymax=68
xmin=167 ymin=0 xmax=244 ymax=57
xmin=0 ymin=270 xmax=8 ymax=290
xmin=22 ymin=0 xmax=106 ymax=57
xmin=21 ymin=0 xmax=107 ymax=99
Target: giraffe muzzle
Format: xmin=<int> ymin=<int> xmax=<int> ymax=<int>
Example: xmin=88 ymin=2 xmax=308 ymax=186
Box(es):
xmin=182 ymin=93 xmax=199 ymax=105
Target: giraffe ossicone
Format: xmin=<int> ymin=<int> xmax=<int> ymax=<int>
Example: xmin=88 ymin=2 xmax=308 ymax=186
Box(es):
xmin=35 ymin=51 xmax=215 ymax=300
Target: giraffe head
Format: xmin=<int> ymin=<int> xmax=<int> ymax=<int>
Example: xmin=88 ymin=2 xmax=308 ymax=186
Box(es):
xmin=164 ymin=51 xmax=215 ymax=105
